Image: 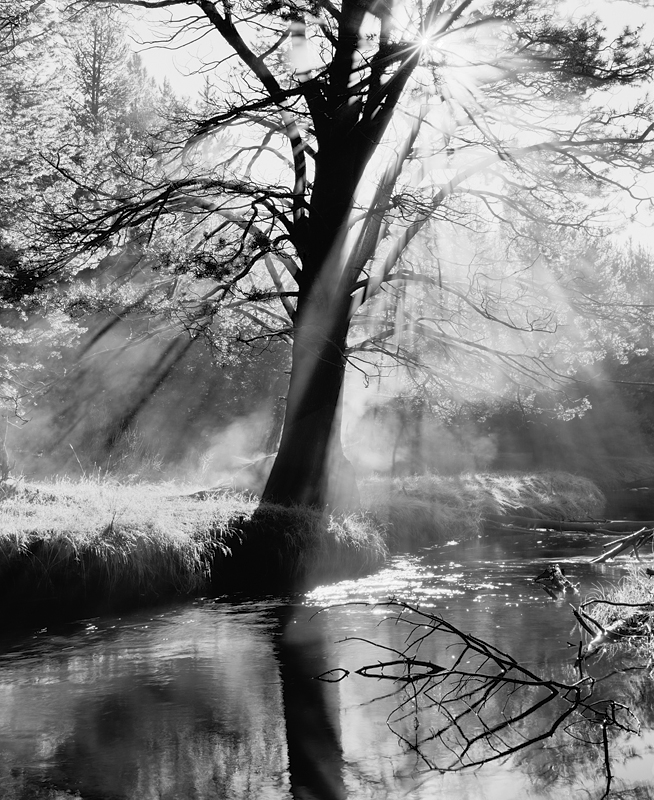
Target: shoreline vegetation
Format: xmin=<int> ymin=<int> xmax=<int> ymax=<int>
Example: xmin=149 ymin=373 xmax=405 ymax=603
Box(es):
xmin=0 ymin=470 xmax=645 ymax=626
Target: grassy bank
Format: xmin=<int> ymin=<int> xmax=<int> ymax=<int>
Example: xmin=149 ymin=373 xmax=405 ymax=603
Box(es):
xmin=0 ymin=470 xmax=604 ymax=624
xmin=581 ymin=565 xmax=654 ymax=661
xmin=0 ymin=481 xmax=250 ymax=622
xmin=0 ymin=480 xmax=387 ymax=622
xmin=361 ymin=471 xmax=605 ymax=549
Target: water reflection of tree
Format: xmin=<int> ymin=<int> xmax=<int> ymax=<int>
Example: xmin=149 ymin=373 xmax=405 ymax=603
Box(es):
xmin=0 ymin=611 xmax=290 ymax=800
xmin=0 ymin=604 xmax=355 ymax=800
xmin=45 ymin=661 xmax=288 ymax=799
xmin=274 ymin=605 xmax=347 ymax=800
xmin=323 ymin=601 xmax=654 ymax=799
xmin=2 ymin=599 xmax=652 ymax=800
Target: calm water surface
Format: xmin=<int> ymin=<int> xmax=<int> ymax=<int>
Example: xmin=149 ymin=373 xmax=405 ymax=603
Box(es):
xmin=1 ymin=531 xmax=653 ymax=799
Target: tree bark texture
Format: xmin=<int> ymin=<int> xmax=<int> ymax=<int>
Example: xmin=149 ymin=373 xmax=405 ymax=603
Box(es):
xmin=262 ymin=139 xmax=373 ymax=507
xmin=262 ymin=290 xmax=350 ymax=507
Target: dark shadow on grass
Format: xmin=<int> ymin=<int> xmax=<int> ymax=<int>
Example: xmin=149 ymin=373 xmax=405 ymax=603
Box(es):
xmin=210 ymin=503 xmax=388 ymax=593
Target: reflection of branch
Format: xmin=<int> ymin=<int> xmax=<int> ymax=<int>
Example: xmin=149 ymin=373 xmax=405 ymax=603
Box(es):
xmin=317 ymin=601 xmax=643 ymax=794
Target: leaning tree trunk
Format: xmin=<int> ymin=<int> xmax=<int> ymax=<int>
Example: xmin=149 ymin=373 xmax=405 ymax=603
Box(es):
xmin=262 ymin=132 xmax=368 ymax=509
xmin=262 ymin=122 xmax=393 ymax=508
xmin=262 ymin=299 xmax=350 ymax=508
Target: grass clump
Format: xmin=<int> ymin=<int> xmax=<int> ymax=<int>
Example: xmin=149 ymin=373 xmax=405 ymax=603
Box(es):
xmin=360 ymin=471 xmax=605 ymax=549
xmin=582 ymin=566 xmax=654 ymax=659
xmin=0 ymin=479 xmax=258 ymax=621
xmin=213 ymin=502 xmax=388 ymax=591
xmin=586 ymin=567 xmax=654 ymax=623
xmin=464 ymin=471 xmax=606 ymax=519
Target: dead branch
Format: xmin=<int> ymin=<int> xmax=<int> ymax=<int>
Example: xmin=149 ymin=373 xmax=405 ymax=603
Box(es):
xmin=485 ymin=515 xmax=654 ymax=533
xmin=591 ymin=528 xmax=654 ymax=563
xmin=317 ymin=600 xmax=643 ymax=792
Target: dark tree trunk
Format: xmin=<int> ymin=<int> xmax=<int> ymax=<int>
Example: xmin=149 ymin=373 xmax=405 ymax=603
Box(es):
xmin=262 ymin=142 xmax=363 ymax=508
xmin=262 ymin=297 xmax=350 ymax=508
xmin=261 ymin=61 xmax=417 ymax=508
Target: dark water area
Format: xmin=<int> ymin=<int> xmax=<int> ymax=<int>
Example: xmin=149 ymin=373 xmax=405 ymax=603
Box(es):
xmin=1 ymin=532 xmax=653 ymax=799
xmin=604 ymin=487 xmax=654 ymax=520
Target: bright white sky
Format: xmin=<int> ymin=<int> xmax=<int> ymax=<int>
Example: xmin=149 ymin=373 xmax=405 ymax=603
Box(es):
xmin=129 ymin=5 xmax=223 ymax=97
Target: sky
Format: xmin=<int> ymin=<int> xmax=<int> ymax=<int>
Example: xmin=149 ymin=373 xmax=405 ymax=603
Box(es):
xmin=128 ymin=4 xmax=221 ymax=96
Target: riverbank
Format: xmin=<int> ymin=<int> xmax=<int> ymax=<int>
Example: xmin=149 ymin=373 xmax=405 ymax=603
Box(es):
xmin=361 ymin=471 xmax=605 ymax=547
xmin=0 ymin=471 xmax=605 ymax=624
xmin=0 ymin=479 xmax=387 ymax=622
xmin=585 ymin=565 xmax=654 ymax=644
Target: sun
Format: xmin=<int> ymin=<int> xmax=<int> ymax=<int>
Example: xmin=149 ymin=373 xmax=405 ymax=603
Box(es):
xmin=417 ymin=31 xmax=435 ymax=52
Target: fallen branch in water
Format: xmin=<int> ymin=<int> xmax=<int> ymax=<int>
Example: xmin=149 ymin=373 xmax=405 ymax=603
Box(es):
xmin=590 ymin=528 xmax=654 ymax=563
xmin=485 ymin=514 xmax=654 ymax=533
xmin=317 ymin=600 xmax=643 ymax=796
xmin=572 ymin=597 xmax=654 ymax=663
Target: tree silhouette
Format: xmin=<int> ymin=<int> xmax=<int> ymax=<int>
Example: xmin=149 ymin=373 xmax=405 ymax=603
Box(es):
xmin=40 ymin=0 xmax=654 ymax=506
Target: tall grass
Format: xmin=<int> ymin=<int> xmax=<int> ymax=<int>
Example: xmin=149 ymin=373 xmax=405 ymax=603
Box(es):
xmin=0 ymin=479 xmax=256 ymax=620
xmin=214 ymin=502 xmax=388 ymax=590
xmin=582 ymin=566 xmax=654 ymax=660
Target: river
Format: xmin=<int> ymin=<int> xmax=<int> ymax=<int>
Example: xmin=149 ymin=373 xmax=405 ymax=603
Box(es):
xmin=0 ymin=530 xmax=653 ymax=799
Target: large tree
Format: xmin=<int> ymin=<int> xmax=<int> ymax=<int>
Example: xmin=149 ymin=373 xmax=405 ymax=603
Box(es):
xmin=41 ymin=0 xmax=654 ymax=505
